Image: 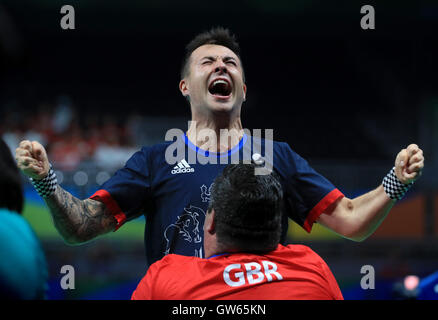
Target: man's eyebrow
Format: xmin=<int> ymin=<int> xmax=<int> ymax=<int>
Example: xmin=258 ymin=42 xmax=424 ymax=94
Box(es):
xmin=223 ymin=56 xmax=237 ymax=61
xmin=200 ymin=56 xmax=216 ymax=61
xmin=200 ymin=56 xmax=237 ymax=61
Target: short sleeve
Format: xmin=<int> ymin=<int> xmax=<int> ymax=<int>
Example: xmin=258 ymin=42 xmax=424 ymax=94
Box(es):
xmin=278 ymin=143 xmax=344 ymax=233
xmin=89 ymin=147 xmax=152 ymax=231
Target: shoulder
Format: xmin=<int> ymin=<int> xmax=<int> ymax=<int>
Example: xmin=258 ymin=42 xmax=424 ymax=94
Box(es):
xmin=276 ymin=244 xmax=327 ymax=265
xmin=250 ymin=136 xmax=304 ymax=177
xmin=249 ymin=135 xmax=289 ymax=149
xmin=146 ymin=255 xmax=202 ymax=297
xmin=249 ymin=136 xmax=300 ymax=160
xmin=136 ymin=141 xmax=174 ymax=157
xmin=0 ymin=209 xmax=38 ymax=245
xmin=142 ymin=141 xmax=174 ymax=152
xmin=150 ymin=254 xmax=199 ymax=273
xmin=125 ymin=142 xmax=173 ymax=168
xmin=282 ymin=243 xmax=320 ymax=256
xmin=159 ymin=253 xmax=195 ymax=263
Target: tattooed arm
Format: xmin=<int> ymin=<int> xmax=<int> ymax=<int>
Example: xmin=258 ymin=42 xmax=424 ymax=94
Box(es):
xmin=45 ymin=186 xmax=117 ymax=244
xmin=15 ymin=140 xmax=116 ymax=244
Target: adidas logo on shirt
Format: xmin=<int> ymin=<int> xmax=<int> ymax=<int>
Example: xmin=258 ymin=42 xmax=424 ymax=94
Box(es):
xmin=171 ymin=159 xmax=195 ymax=175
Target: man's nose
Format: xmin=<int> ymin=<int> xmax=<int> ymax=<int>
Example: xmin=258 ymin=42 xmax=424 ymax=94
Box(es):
xmin=214 ymin=61 xmax=228 ymax=74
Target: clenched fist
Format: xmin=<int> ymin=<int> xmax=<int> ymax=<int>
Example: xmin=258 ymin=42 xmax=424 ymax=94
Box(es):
xmin=15 ymin=140 xmax=50 ymax=181
xmin=394 ymin=144 xmax=424 ymax=184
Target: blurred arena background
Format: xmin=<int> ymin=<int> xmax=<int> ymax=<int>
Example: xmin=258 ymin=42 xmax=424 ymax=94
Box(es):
xmin=1 ymin=0 xmax=437 ymax=299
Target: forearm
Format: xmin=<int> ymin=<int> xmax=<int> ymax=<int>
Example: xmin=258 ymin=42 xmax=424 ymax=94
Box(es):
xmin=15 ymin=140 xmax=117 ymax=243
xmin=347 ymin=185 xmax=395 ymax=241
xmin=44 ymin=185 xmax=116 ymax=244
xmin=318 ymin=185 xmax=395 ymax=241
xmin=318 ymin=144 xmax=423 ymax=242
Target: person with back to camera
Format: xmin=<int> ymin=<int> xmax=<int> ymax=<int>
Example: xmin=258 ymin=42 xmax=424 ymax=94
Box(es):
xmin=0 ymin=138 xmax=48 ymax=299
xmin=132 ymin=162 xmax=343 ymax=300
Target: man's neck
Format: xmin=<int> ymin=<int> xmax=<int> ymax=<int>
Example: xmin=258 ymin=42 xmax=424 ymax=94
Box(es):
xmin=186 ymin=114 xmax=244 ymax=153
xmin=205 ymin=245 xmax=245 ymax=259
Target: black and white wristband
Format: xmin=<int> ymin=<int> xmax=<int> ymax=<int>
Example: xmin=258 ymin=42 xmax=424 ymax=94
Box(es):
xmin=30 ymin=165 xmax=58 ymax=198
xmin=382 ymin=167 xmax=413 ymax=201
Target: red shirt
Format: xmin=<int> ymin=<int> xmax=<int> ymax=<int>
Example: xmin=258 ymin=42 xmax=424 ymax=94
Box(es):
xmin=132 ymin=244 xmax=343 ymax=300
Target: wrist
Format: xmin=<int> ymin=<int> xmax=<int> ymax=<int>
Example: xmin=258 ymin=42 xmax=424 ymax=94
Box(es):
xmin=32 ymin=171 xmax=49 ymax=182
xmin=30 ymin=165 xmax=58 ymax=198
xmin=382 ymin=167 xmax=414 ymax=201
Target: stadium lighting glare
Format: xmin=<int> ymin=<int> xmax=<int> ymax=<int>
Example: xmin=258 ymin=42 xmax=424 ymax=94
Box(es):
xmin=404 ymin=275 xmax=420 ymax=291
xmin=73 ymin=171 xmax=88 ymax=186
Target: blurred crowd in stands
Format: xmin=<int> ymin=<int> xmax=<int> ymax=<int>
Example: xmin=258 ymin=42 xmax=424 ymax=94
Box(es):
xmin=1 ymin=96 xmax=141 ymax=172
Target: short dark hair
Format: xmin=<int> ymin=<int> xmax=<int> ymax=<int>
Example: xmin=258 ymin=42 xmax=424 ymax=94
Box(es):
xmin=0 ymin=139 xmax=23 ymax=213
xmin=180 ymin=27 xmax=245 ymax=81
xmin=208 ymin=163 xmax=283 ymax=253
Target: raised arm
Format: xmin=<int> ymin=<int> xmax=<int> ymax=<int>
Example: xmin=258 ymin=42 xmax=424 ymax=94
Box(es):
xmin=317 ymin=144 xmax=424 ymax=242
xmin=15 ymin=140 xmax=117 ymax=244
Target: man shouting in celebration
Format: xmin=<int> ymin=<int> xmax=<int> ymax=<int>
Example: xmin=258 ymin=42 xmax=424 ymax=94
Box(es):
xmin=15 ymin=28 xmax=424 ymax=269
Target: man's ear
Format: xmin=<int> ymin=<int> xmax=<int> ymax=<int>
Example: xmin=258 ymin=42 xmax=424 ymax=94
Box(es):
xmin=206 ymin=209 xmax=216 ymax=234
xmin=179 ymin=79 xmax=189 ymax=98
xmin=243 ymin=84 xmax=247 ymax=101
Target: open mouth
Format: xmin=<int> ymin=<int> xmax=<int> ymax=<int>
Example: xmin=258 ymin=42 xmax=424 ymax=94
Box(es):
xmin=208 ymin=78 xmax=232 ymax=98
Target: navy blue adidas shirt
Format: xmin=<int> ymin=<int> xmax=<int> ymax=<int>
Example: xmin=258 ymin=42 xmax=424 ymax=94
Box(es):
xmin=90 ymin=134 xmax=344 ymax=267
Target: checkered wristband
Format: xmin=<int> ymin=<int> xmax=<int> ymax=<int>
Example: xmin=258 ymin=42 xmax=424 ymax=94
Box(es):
xmin=382 ymin=167 xmax=413 ymax=201
xmin=30 ymin=166 xmax=58 ymax=198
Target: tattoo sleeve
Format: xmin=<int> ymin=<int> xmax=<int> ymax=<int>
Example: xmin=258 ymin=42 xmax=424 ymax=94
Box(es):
xmin=44 ymin=185 xmax=117 ymax=244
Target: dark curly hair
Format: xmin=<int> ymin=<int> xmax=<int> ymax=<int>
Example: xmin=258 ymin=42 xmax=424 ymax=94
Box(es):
xmin=208 ymin=162 xmax=283 ymax=253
